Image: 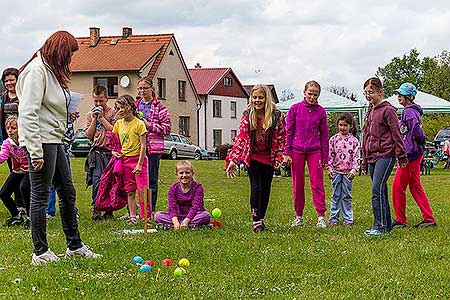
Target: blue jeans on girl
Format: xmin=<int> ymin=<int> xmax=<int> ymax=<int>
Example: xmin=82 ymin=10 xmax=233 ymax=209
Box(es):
xmin=329 ymin=173 xmax=353 ymax=224
xmin=368 ymin=157 xmax=395 ymax=232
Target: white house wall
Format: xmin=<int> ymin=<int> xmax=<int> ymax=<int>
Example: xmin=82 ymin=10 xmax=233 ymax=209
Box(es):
xmin=199 ymin=94 xmax=247 ymax=151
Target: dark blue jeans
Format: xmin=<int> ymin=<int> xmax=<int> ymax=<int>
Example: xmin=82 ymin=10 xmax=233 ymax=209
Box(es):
xmin=29 ymin=144 xmax=82 ymax=255
xmin=147 ymin=154 xmax=161 ymax=212
xmin=368 ymin=157 xmax=395 ymax=232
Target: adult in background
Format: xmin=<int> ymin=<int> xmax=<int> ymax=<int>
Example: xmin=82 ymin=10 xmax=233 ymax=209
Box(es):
xmin=391 ymin=83 xmax=436 ymax=229
xmin=17 ymin=31 xmax=101 ymax=265
xmin=1 ymin=68 xmax=25 ymax=212
xmin=136 ymin=76 xmax=171 ymax=212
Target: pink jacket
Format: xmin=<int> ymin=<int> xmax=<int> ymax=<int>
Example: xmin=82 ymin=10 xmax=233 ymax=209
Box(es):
xmin=229 ymin=109 xmax=286 ymax=167
xmin=327 ymin=133 xmax=360 ymax=174
xmin=136 ymin=97 xmax=171 ymax=155
xmin=95 ymin=132 xmax=127 ymax=212
xmin=0 ymin=138 xmax=29 ymax=172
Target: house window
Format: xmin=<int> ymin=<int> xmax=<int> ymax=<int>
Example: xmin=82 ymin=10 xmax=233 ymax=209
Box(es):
xmin=213 ymin=100 xmax=222 ymax=118
xmin=230 ymin=101 xmax=237 ymax=119
xmin=178 ymin=80 xmax=186 ymax=101
xmin=231 ymin=130 xmax=237 ymax=141
xmin=157 ymin=78 xmax=166 ymax=99
xmin=94 ymin=77 xmax=118 ymax=98
xmin=179 ymin=116 xmax=190 ymax=137
xmin=224 ymin=77 xmax=232 ymax=87
xmin=213 ymin=129 xmax=222 ymax=147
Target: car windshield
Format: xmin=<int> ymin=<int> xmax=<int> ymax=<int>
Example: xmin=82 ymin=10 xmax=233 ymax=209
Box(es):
xmin=180 ymin=137 xmax=191 ymax=145
xmin=436 ymin=128 xmax=450 ymax=139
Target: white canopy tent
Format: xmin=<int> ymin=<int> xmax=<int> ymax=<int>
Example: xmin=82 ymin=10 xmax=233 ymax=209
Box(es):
xmin=277 ymin=90 xmax=366 ymax=130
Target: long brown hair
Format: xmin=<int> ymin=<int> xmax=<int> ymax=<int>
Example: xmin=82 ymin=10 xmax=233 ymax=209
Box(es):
xmin=21 ymin=31 xmax=79 ymax=89
xmin=115 ymin=94 xmax=138 ymax=117
xmin=363 ymin=77 xmax=383 ymax=130
xmin=337 ymin=112 xmax=358 ymax=136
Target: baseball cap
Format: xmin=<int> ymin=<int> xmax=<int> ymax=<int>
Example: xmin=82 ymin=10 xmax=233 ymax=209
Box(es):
xmin=394 ymin=82 xmax=417 ymax=97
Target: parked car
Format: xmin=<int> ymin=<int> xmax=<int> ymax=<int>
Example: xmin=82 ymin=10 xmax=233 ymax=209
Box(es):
xmin=433 ymin=126 xmax=450 ymax=147
xmin=164 ymin=133 xmax=208 ymax=160
xmin=70 ymin=129 xmax=91 ymax=157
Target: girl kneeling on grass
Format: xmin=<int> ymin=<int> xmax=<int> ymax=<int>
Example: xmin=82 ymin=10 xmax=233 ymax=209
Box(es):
xmin=326 ymin=113 xmax=360 ymax=226
xmin=0 ymin=116 xmax=30 ymax=227
xmin=112 ymin=94 xmax=149 ymax=226
xmin=226 ymin=84 xmax=286 ymax=232
xmin=154 ymin=160 xmax=211 ymax=230
xmin=361 ymin=77 xmax=407 ymax=236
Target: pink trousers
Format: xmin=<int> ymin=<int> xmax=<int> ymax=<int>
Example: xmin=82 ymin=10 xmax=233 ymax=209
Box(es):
xmin=291 ymin=151 xmax=326 ymax=217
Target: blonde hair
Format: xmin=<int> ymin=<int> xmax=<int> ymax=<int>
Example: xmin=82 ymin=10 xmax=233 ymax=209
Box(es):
xmin=304 ymin=80 xmax=321 ymax=93
xmin=5 ymin=115 xmax=18 ymax=129
xmin=176 ymin=160 xmax=194 ymax=173
xmin=248 ymin=84 xmax=274 ymax=130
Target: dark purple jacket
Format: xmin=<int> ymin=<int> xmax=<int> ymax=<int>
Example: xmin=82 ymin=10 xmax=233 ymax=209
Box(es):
xmin=284 ymin=99 xmax=329 ymax=162
xmin=400 ymin=103 xmax=425 ymax=161
xmin=362 ymin=101 xmax=407 ymax=169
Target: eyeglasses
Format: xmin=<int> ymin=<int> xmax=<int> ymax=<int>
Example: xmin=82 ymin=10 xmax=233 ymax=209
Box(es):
xmin=137 ymin=87 xmax=151 ymax=91
xmin=363 ymin=91 xmax=375 ymax=96
xmin=306 ymin=92 xmax=319 ymax=98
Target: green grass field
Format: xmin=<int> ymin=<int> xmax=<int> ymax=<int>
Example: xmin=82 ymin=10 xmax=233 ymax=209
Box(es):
xmin=0 ymin=158 xmax=450 ymax=299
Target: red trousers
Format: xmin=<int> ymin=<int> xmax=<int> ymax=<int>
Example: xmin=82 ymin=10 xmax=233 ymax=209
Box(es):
xmin=392 ymin=157 xmax=435 ymax=224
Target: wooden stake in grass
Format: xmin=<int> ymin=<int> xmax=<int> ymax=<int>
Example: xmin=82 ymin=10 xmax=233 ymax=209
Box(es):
xmin=141 ymin=188 xmax=152 ymax=235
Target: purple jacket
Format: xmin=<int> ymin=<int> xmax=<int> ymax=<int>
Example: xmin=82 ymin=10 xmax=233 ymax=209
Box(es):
xmin=284 ymin=99 xmax=329 ymax=162
xmin=400 ymin=103 xmax=425 ymax=161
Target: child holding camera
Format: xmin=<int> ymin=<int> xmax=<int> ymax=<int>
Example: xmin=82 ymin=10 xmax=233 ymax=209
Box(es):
xmin=85 ymin=85 xmax=116 ymax=220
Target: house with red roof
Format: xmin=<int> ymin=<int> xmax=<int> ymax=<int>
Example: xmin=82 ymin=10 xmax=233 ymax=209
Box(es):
xmin=189 ymin=65 xmax=249 ymax=150
xmin=69 ymin=27 xmax=200 ymax=143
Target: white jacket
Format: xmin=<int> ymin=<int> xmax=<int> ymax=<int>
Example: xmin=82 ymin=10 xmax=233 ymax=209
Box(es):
xmin=16 ymin=52 xmax=68 ymax=160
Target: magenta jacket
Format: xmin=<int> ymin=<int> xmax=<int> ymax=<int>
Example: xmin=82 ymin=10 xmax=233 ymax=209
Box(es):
xmin=284 ymin=99 xmax=329 ymax=162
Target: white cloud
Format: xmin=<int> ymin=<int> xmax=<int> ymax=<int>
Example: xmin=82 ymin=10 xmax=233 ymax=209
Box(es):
xmin=2 ymin=0 xmax=450 ymax=98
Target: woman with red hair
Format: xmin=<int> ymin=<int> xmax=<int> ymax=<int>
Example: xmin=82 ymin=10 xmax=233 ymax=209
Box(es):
xmin=17 ymin=31 xmax=101 ymax=265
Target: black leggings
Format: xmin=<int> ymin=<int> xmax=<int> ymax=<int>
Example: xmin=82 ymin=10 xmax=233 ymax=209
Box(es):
xmin=0 ymin=172 xmax=30 ymax=217
xmin=247 ymin=160 xmax=274 ymax=222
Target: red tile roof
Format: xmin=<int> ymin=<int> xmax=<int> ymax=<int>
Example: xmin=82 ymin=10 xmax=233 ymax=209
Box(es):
xmin=71 ymin=34 xmax=173 ymax=76
xmin=188 ymin=68 xmax=230 ymax=94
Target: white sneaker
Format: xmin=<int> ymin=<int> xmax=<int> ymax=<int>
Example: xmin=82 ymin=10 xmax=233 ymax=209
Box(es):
xmin=46 ymin=213 xmax=56 ymax=221
xmin=118 ymin=213 xmax=129 ymax=220
xmin=65 ymin=244 xmax=102 ymax=259
xmin=316 ymin=217 xmax=327 ymax=228
xmin=31 ymin=249 xmax=60 ymax=266
xmin=291 ymin=216 xmax=305 ymax=227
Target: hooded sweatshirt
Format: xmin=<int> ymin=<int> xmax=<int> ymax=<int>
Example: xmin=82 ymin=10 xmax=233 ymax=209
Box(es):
xmin=362 ymin=101 xmax=407 ymax=168
xmin=400 ymin=103 xmax=425 ymax=161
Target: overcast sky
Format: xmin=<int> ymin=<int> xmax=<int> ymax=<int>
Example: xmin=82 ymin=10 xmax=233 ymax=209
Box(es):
xmin=2 ymin=0 xmax=450 ymax=97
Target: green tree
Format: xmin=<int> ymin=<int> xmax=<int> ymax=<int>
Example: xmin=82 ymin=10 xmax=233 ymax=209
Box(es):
xmin=376 ymin=48 xmax=424 ymax=97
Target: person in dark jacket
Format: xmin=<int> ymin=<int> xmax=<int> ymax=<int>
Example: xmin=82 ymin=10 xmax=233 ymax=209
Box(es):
xmin=391 ymin=83 xmax=436 ymax=229
xmin=361 ymin=77 xmax=408 ymax=236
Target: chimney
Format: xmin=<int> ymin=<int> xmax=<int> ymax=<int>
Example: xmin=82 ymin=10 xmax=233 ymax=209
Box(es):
xmin=89 ymin=27 xmax=100 ymax=47
xmin=195 ymin=63 xmax=202 ymax=69
xmin=122 ymin=27 xmax=132 ymax=39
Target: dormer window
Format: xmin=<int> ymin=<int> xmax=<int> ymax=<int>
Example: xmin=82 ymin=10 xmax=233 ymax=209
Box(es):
xmin=224 ymin=77 xmax=232 ymax=87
